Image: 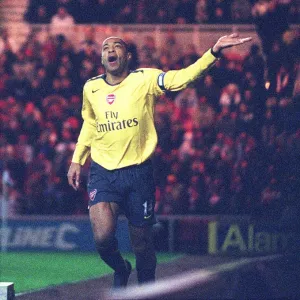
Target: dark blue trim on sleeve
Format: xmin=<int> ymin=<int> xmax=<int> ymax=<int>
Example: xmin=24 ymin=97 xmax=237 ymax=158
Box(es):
xmin=157 ymin=72 xmax=166 ymax=91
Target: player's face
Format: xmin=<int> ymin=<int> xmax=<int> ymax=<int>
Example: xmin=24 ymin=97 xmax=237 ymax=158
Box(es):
xmin=101 ymin=38 xmax=130 ymax=76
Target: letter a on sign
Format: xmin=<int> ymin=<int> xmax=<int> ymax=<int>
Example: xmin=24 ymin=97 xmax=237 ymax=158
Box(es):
xmin=221 ymin=224 xmax=247 ymax=252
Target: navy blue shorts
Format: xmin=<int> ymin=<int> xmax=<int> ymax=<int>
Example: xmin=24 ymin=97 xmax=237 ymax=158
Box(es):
xmin=87 ymin=159 xmax=156 ymax=227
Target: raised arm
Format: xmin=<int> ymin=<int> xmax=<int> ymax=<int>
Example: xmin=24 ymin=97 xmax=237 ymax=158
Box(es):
xmin=158 ymin=33 xmax=252 ymax=92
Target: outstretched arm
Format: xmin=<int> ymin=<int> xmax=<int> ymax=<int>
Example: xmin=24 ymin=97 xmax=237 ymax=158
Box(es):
xmin=159 ymin=33 xmax=252 ymax=92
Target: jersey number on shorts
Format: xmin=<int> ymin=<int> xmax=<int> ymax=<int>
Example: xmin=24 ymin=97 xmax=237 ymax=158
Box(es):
xmin=143 ymin=201 xmax=152 ymax=219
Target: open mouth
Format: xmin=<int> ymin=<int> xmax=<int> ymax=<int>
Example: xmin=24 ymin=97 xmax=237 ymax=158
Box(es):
xmin=108 ymin=56 xmax=117 ymax=63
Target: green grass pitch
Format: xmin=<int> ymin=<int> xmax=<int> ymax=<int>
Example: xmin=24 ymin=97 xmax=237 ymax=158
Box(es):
xmin=1 ymin=252 xmax=181 ymax=293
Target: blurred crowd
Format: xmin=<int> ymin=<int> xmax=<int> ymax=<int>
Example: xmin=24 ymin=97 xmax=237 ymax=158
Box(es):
xmin=24 ymin=0 xmax=299 ymax=25
xmin=1 ymin=3 xmax=300 ymax=219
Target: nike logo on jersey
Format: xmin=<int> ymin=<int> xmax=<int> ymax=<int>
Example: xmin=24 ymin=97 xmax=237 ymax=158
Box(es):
xmin=92 ymin=89 xmax=100 ymax=93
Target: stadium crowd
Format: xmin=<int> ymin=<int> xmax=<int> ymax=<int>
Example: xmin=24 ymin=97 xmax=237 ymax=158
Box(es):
xmin=0 ymin=1 xmax=300 ymax=220
xmin=24 ymin=0 xmax=299 ymax=25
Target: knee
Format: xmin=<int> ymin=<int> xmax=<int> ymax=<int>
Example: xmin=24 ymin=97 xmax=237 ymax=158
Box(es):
xmin=94 ymin=234 xmax=117 ymax=255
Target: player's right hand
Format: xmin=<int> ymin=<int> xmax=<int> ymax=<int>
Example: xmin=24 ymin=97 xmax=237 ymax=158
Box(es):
xmin=67 ymin=162 xmax=82 ymax=190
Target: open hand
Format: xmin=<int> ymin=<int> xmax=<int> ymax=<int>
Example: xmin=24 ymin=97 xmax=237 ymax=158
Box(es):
xmin=67 ymin=162 xmax=82 ymax=190
xmin=212 ymin=33 xmax=252 ymax=55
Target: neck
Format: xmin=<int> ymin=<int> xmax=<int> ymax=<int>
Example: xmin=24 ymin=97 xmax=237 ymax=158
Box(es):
xmin=106 ymin=70 xmax=129 ymax=85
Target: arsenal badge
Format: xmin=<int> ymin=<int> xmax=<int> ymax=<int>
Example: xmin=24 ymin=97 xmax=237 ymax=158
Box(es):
xmin=106 ymin=94 xmax=116 ymax=105
xmin=89 ymin=189 xmax=97 ymax=201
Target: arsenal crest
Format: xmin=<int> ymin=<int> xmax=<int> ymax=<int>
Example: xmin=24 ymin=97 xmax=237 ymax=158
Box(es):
xmin=89 ymin=189 xmax=97 ymax=201
xmin=106 ymin=94 xmax=116 ymax=105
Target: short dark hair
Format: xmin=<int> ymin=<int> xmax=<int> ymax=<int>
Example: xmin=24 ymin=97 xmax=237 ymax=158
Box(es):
xmin=102 ymin=36 xmax=129 ymax=52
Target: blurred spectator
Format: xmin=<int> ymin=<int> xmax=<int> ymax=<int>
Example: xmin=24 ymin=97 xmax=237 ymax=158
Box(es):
xmin=219 ymin=83 xmax=241 ymax=111
xmin=267 ymin=40 xmax=289 ymax=95
xmin=261 ymin=109 xmax=277 ymax=147
xmin=293 ymin=62 xmax=300 ymax=97
xmin=236 ymin=102 xmax=255 ymax=134
xmin=24 ymin=1 xmax=55 ymax=24
xmin=174 ymin=87 xmax=199 ymax=111
xmin=73 ymin=0 xmax=98 ymax=23
xmin=243 ymin=44 xmax=265 ymax=83
xmin=231 ymin=0 xmax=251 ymax=23
xmin=275 ymin=65 xmax=293 ymax=98
xmin=193 ymin=96 xmax=216 ymax=130
xmin=50 ymin=6 xmax=75 ymax=37
xmin=215 ymin=109 xmax=238 ymax=137
xmin=251 ymin=0 xmax=290 ymax=55
xmin=35 ymin=5 xmax=51 ymax=23
xmin=78 ymin=27 xmax=100 ymax=54
xmin=22 ymin=102 xmax=42 ymax=143
xmin=177 ymin=43 xmax=199 ymax=68
xmin=135 ymin=0 xmax=148 ymax=23
xmin=0 ymin=29 xmax=18 ymax=54
xmin=94 ymin=0 xmax=114 ymax=23
xmin=206 ymin=177 xmax=227 ymax=214
xmin=175 ymin=0 xmax=196 ymax=24
xmin=259 ymin=178 xmax=282 ymax=219
xmin=160 ymin=32 xmax=183 ymax=66
xmin=5 ymin=68 xmax=32 ymax=102
xmin=210 ymin=0 xmax=232 ymax=23
xmin=197 ymin=75 xmax=220 ymax=111
xmin=31 ymin=67 xmax=50 ymax=103
xmin=157 ymin=174 xmax=188 ymax=214
xmin=178 ymin=131 xmax=195 ymax=162
xmin=219 ymin=135 xmax=235 ymax=163
xmin=11 ymin=49 xmax=34 ymax=81
xmin=55 ymin=0 xmax=76 ymax=15
xmin=114 ymin=1 xmax=136 ymax=23
xmin=195 ymin=0 xmax=210 ymax=23
xmin=225 ymin=58 xmax=243 ymax=85
xmin=140 ymin=36 xmax=159 ymax=67
xmin=229 ymin=174 xmax=247 ymax=213
xmin=288 ymin=0 xmax=300 ymax=23
xmin=154 ymin=2 xmax=173 ymax=24
xmin=21 ymin=31 xmax=42 ymax=64
xmin=155 ymin=101 xmax=173 ymax=153
xmin=187 ymin=174 xmax=207 ymax=213
xmin=0 ymin=66 xmax=10 ymax=97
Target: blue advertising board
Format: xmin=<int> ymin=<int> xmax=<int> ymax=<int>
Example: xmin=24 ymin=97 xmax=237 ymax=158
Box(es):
xmin=207 ymin=220 xmax=300 ymax=255
xmin=1 ymin=217 xmax=131 ymax=252
xmin=3 ymin=215 xmax=299 ymax=255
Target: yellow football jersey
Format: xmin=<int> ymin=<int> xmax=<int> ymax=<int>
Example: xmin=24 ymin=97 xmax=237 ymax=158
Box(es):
xmin=72 ymin=49 xmax=217 ymax=170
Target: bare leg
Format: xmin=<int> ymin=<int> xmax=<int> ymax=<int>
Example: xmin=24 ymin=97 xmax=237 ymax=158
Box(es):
xmin=89 ymin=202 xmax=127 ymax=273
xmin=129 ymin=224 xmax=156 ymax=284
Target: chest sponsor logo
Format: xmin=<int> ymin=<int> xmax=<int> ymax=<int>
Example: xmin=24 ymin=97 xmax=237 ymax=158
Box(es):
xmin=106 ymin=94 xmax=116 ymax=105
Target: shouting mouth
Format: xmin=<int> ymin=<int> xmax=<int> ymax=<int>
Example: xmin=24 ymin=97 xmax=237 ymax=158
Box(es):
xmin=108 ymin=56 xmax=118 ymax=66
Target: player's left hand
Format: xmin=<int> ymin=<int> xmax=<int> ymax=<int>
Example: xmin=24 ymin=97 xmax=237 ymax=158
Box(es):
xmin=212 ymin=33 xmax=252 ymax=55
